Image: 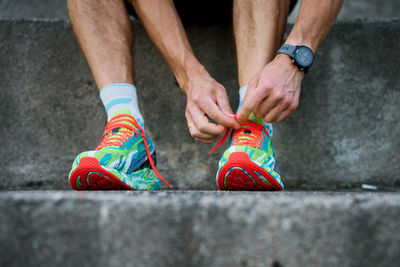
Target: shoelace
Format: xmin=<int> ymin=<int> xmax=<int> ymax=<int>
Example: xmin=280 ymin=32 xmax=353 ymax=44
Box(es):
xmin=96 ymin=114 xmax=171 ymax=188
xmin=209 ymin=115 xmax=269 ymax=154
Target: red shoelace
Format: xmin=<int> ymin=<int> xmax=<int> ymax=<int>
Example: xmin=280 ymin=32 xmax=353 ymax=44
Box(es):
xmin=96 ymin=114 xmax=171 ymax=188
xmin=209 ymin=115 xmax=269 ymax=154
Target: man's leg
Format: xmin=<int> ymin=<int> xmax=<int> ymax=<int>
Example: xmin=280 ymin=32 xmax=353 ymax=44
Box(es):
xmin=68 ymin=0 xmax=134 ymax=88
xmin=214 ymin=0 xmax=291 ymax=190
xmin=234 ymin=0 xmax=291 ymax=87
xmin=67 ymin=0 xmax=169 ymax=190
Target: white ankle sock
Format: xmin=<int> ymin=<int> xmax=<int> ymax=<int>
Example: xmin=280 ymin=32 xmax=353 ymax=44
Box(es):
xmin=237 ymin=85 xmax=247 ymax=113
xmin=100 ymin=83 xmax=144 ymax=126
xmin=237 ymin=85 xmax=273 ymax=137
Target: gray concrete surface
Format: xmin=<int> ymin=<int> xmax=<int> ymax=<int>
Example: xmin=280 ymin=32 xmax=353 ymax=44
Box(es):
xmin=1 ymin=19 xmax=400 ymax=190
xmin=0 ymin=191 xmax=399 ymax=267
xmin=288 ymin=0 xmax=400 ymax=23
xmin=339 ymin=0 xmax=400 ymax=21
xmin=0 ymin=0 xmax=69 ymax=20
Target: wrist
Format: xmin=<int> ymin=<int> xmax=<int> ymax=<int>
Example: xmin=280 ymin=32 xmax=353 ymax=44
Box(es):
xmin=277 ymin=42 xmax=314 ymax=74
xmin=274 ymin=53 xmax=305 ymax=76
xmin=173 ymin=56 xmax=209 ymax=94
xmin=285 ymin=36 xmax=316 ymax=54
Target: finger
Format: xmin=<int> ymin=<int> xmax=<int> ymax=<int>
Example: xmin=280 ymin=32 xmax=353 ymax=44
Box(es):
xmin=187 ymin=113 xmax=222 ymax=140
xmin=256 ymin=92 xmax=292 ymax=120
xmin=275 ymin=109 xmax=292 ymax=123
xmin=199 ymin=97 xmax=239 ymax=129
xmin=187 ymin=121 xmax=195 ymax=129
xmin=189 ymin=124 xmax=222 ymax=140
xmin=186 ymin=112 xmax=195 ymax=131
xmin=216 ymin=100 xmax=240 ymax=130
xmin=253 ymin=96 xmax=277 ymax=119
xmin=275 ymin=99 xmax=299 ymax=122
xmin=190 ymin=105 xmax=226 ymax=136
xmin=237 ymin=83 xmax=264 ymax=123
xmin=263 ymin=103 xmax=289 ymax=123
xmin=215 ymin=91 xmax=240 ymax=129
xmin=215 ymin=87 xmax=234 ymax=115
xmin=194 ymin=136 xmax=219 ymax=144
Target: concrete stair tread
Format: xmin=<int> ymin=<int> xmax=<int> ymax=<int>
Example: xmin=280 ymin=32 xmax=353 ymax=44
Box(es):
xmin=1 ymin=191 xmax=400 ymax=266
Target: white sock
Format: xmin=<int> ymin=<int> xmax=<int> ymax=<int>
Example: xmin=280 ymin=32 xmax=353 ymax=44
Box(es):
xmin=237 ymin=85 xmax=273 ymax=137
xmin=99 ymin=83 xmax=144 ymax=126
xmin=236 ymin=85 xmax=247 ymax=113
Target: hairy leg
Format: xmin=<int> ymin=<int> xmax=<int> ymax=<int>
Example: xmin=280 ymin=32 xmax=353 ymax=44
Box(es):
xmin=68 ymin=0 xmax=134 ymax=89
xmin=233 ymin=0 xmax=291 ymax=87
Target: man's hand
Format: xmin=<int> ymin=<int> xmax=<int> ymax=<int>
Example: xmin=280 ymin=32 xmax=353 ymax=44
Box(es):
xmin=237 ymin=54 xmax=304 ymax=123
xmin=183 ymin=71 xmax=239 ymax=144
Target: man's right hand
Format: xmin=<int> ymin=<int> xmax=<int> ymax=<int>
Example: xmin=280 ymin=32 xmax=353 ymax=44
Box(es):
xmin=183 ymin=71 xmax=240 ymax=144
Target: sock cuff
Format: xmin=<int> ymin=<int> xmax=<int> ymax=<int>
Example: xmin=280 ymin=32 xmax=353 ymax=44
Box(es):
xmin=239 ymin=85 xmax=248 ymax=103
xmin=237 ymin=85 xmax=248 ymax=113
xmin=100 ymin=83 xmax=137 ymax=100
xmin=99 ymin=83 xmax=144 ymax=125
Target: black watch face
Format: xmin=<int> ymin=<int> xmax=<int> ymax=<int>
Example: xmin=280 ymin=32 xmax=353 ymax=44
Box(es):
xmin=295 ymin=46 xmax=314 ymax=68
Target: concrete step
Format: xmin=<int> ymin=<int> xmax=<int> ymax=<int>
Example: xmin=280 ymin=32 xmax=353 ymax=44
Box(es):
xmin=1 ymin=19 xmax=400 ymax=190
xmin=1 ymin=191 xmax=399 ymax=267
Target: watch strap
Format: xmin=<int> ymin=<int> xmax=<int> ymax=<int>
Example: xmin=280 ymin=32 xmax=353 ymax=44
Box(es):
xmin=277 ymin=44 xmax=296 ymax=57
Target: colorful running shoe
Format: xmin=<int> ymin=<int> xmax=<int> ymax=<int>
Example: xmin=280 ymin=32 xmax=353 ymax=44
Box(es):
xmin=68 ymin=110 xmax=170 ymax=190
xmin=210 ymin=114 xmax=283 ymax=191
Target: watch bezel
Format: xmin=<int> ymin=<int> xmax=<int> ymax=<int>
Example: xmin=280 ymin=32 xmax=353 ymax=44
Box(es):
xmin=294 ymin=46 xmax=314 ymax=69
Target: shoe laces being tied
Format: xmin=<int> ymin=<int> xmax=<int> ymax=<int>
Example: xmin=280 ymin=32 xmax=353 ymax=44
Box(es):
xmin=96 ymin=114 xmax=171 ymax=188
xmin=209 ymin=114 xmax=270 ymax=154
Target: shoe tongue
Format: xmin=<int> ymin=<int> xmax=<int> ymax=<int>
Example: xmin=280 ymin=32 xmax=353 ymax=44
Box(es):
xmin=112 ymin=109 xmax=144 ymax=128
xmin=111 ymin=109 xmax=133 ymax=119
xmin=248 ymin=113 xmax=264 ymax=125
xmin=109 ymin=109 xmax=138 ymax=134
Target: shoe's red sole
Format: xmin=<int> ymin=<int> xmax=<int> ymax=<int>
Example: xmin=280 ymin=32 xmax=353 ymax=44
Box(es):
xmin=69 ymin=157 xmax=133 ymax=190
xmin=217 ymin=152 xmax=283 ymax=191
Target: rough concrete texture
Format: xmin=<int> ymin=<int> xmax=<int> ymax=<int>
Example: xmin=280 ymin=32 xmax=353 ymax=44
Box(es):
xmin=0 ymin=191 xmax=399 ymax=267
xmin=1 ymin=20 xmax=400 ymax=190
xmin=339 ymin=0 xmax=400 ymax=20
xmin=0 ymin=0 xmax=69 ymax=20
xmin=288 ymin=0 xmax=400 ymax=23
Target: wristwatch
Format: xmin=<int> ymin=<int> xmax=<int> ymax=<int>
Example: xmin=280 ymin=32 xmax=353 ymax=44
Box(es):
xmin=277 ymin=44 xmax=314 ymax=73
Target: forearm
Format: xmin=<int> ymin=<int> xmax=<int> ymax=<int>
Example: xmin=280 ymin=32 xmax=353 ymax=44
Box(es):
xmin=132 ymin=0 xmax=204 ymax=92
xmin=286 ymin=0 xmax=343 ymax=52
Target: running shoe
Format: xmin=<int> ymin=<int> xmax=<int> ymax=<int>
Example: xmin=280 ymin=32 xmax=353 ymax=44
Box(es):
xmin=68 ymin=110 xmax=170 ymax=190
xmin=211 ymin=114 xmax=283 ymax=191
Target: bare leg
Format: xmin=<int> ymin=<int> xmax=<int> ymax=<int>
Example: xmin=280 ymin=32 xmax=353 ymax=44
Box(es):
xmin=67 ymin=0 xmax=134 ymax=89
xmin=234 ymin=0 xmax=291 ymax=87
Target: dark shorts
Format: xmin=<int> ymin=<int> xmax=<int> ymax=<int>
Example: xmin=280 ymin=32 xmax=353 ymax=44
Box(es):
xmin=125 ymin=0 xmax=299 ymax=25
